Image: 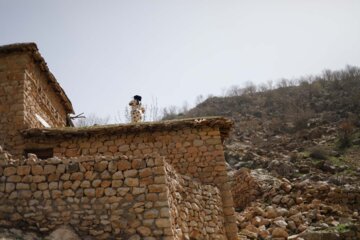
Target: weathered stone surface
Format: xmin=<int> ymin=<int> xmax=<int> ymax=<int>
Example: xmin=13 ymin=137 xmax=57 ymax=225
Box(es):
xmin=113 ymin=171 xmax=124 ymax=180
xmin=31 ymin=165 xmax=43 ymax=175
xmin=117 ymin=160 xmax=131 ymax=170
xmin=125 ymin=178 xmax=139 ymax=187
xmin=137 ymin=226 xmax=151 ymax=237
xmin=17 ymin=166 xmax=30 ymax=176
xmin=272 ymin=227 xmax=289 ymax=238
xmin=44 ymin=165 xmax=56 ymax=175
xmin=94 ymin=161 xmax=108 ymax=172
xmin=4 ymin=167 xmax=16 ymax=176
xmin=144 ymin=209 xmax=159 ymax=219
xmin=47 ymin=225 xmax=81 ymax=240
xmin=155 ymin=219 xmax=171 ymax=228
xmin=0 ymin=114 xmax=235 ymax=240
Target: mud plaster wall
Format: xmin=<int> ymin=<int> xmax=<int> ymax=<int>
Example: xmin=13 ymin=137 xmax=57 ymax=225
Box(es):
xmin=24 ymin=127 xmax=238 ymax=239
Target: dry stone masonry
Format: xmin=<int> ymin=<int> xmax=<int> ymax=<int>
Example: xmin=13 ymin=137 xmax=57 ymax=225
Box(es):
xmin=165 ymin=162 xmax=227 ymax=239
xmin=0 ymin=43 xmax=73 ymax=157
xmin=19 ymin=119 xmax=239 ymax=239
xmin=0 ymin=42 xmax=239 ymax=239
xmin=0 ymin=152 xmax=173 ymax=239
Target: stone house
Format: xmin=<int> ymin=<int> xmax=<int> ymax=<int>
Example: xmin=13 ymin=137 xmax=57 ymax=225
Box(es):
xmin=0 ymin=43 xmax=74 ymax=157
xmin=0 ymin=43 xmax=238 ymax=239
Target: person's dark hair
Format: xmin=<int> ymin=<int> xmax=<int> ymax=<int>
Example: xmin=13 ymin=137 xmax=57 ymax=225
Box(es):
xmin=134 ymin=95 xmax=142 ymax=102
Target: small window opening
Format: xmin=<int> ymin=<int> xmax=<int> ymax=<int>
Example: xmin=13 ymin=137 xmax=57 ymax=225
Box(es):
xmin=24 ymin=148 xmax=54 ymax=159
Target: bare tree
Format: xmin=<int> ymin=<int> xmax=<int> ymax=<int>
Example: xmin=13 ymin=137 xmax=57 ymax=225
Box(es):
xmin=74 ymin=113 xmax=110 ymax=127
xmin=243 ymin=81 xmax=257 ymax=95
xmin=181 ymin=101 xmax=189 ymax=114
xmin=258 ymin=83 xmax=269 ymax=92
xmin=267 ymin=80 xmax=274 ymax=90
xmin=162 ymin=105 xmax=180 ymax=120
xmin=124 ymin=106 xmax=131 ymax=123
xmin=143 ymin=97 xmax=162 ymax=122
xmin=277 ymin=78 xmax=289 ymax=88
xmin=195 ymin=94 xmax=204 ymax=106
xmin=225 ymin=85 xmax=245 ymax=96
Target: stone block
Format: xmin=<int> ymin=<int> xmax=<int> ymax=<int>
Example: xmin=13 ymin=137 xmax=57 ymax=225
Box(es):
xmin=38 ymin=182 xmax=48 ymax=190
xmin=101 ymin=180 xmax=111 ymax=188
xmin=43 ymin=165 xmax=56 ymax=175
xmin=17 ymin=166 xmax=30 ymax=175
xmin=33 ymin=175 xmax=46 ymax=183
xmin=70 ymin=172 xmax=83 ymax=181
xmin=113 ymin=171 xmax=124 ymax=180
xmin=118 ymin=145 xmax=130 ymax=152
xmin=144 ymin=209 xmax=159 ymax=219
xmin=4 ymin=167 xmax=16 ymax=176
xmin=117 ymin=160 xmax=131 ymax=171
xmin=132 ymin=187 xmax=145 ymax=195
xmin=155 ymin=218 xmax=171 ymax=228
xmin=80 ymin=180 xmax=91 ymax=188
xmin=137 ymin=226 xmax=151 ymax=237
xmin=125 ymin=178 xmax=139 ymax=187
xmin=112 ymin=180 xmax=123 ymax=188
xmin=148 ymin=184 xmax=167 ymax=193
xmin=104 ymin=187 xmax=116 ymax=196
xmin=92 ymin=179 xmax=101 ymax=188
xmin=124 ymin=169 xmax=138 ymax=177
xmin=7 ymin=175 xmax=21 ymax=182
xmin=5 ymin=183 xmax=15 ymax=192
xmin=16 ymin=183 xmax=30 ymax=190
xmin=94 ymin=161 xmax=108 ymax=172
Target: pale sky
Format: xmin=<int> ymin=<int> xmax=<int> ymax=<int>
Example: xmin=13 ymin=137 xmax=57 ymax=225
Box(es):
xmin=1 ymin=0 xmax=360 ymax=122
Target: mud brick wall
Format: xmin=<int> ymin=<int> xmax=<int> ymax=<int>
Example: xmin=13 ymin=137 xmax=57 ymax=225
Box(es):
xmin=0 ymin=153 xmax=174 ymax=239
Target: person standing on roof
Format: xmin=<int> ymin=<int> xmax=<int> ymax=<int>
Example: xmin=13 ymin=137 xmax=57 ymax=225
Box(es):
xmin=129 ymin=95 xmax=145 ymax=123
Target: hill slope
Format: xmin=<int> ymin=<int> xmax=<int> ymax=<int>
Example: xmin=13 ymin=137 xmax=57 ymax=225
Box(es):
xmin=181 ymin=66 xmax=360 ymax=239
xmin=186 ymin=66 xmax=360 ymax=176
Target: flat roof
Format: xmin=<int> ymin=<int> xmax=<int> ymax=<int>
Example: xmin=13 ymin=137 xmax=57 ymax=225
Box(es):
xmin=22 ymin=117 xmax=233 ymax=141
xmin=0 ymin=42 xmax=74 ymax=114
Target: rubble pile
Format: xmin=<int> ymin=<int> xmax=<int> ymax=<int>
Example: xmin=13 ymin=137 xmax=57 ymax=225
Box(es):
xmin=232 ymin=168 xmax=360 ymax=240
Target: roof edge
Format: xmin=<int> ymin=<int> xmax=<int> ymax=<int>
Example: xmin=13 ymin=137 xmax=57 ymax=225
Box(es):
xmin=22 ymin=117 xmax=234 ymax=141
xmin=0 ymin=42 xmax=74 ymax=114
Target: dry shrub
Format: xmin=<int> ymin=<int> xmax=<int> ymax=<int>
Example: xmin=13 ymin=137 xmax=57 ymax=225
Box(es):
xmin=338 ymin=120 xmax=354 ymax=149
xmin=309 ymin=146 xmax=329 ymax=160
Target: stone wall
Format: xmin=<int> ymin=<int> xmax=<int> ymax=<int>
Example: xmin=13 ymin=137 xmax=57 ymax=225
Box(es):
xmin=231 ymin=168 xmax=263 ymax=210
xmin=23 ymin=125 xmax=238 ymax=239
xmin=25 ymin=127 xmax=228 ymax=184
xmin=0 ymin=53 xmax=26 ymax=155
xmin=0 ymin=46 xmax=71 ymax=157
xmin=232 ymin=168 xmax=360 ymax=211
xmin=23 ymin=61 xmax=68 ymax=129
xmin=1 ymin=118 xmax=239 ymax=240
xmin=165 ymin=162 xmax=227 ymax=240
xmin=0 ymin=152 xmax=175 ymax=239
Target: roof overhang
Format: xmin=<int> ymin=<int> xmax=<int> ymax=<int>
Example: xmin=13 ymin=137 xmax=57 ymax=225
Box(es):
xmin=0 ymin=42 xmax=74 ymax=114
xmin=22 ymin=117 xmax=233 ymax=142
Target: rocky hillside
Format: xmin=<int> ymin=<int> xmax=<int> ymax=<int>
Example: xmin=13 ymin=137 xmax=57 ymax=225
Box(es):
xmin=186 ymin=66 xmax=360 ymax=177
xmin=182 ymin=66 xmax=360 ymax=239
